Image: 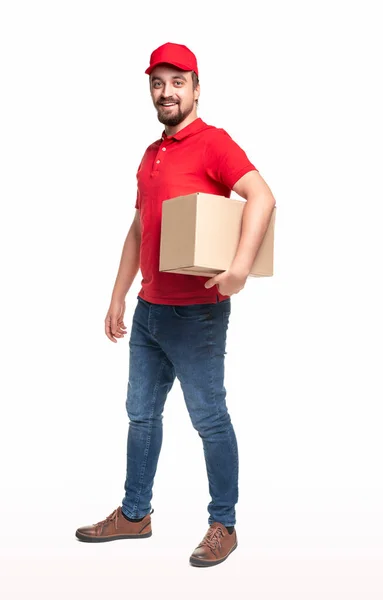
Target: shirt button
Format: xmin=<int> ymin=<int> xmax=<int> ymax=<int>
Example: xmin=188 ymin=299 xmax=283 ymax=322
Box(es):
xmin=162 ymin=147 xmax=166 ymax=151
xmin=156 ymin=159 xmax=160 ymax=164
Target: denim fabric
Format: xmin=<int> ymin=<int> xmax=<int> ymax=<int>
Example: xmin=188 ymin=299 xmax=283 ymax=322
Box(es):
xmin=121 ymin=295 xmax=238 ymax=527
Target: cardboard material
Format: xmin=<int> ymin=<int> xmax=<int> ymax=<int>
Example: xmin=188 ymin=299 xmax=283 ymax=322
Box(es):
xmin=159 ymin=192 xmax=276 ymax=277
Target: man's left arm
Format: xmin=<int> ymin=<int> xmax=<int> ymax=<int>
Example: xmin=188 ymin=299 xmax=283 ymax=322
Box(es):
xmin=205 ymin=170 xmax=276 ymax=295
xmin=230 ymin=170 xmax=276 ymax=277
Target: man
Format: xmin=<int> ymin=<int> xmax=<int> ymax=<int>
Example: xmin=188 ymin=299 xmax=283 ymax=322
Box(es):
xmin=75 ymin=42 xmax=276 ymax=567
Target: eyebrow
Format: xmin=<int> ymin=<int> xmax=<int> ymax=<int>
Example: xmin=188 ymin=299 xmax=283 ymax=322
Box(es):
xmin=151 ymin=74 xmax=187 ymax=82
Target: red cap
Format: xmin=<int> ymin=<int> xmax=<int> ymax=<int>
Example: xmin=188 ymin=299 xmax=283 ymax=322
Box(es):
xmin=145 ymin=42 xmax=198 ymax=77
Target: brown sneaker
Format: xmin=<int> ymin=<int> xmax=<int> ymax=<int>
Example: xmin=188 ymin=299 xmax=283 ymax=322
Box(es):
xmin=189 ymin=522 xmax=238 ymax=567
xmin=75 ymin=506 xmax=152 ymax=543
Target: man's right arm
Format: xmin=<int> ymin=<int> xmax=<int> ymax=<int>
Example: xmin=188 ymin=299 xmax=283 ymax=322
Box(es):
xmin=110 ymin=209 xmax=141 ymax=302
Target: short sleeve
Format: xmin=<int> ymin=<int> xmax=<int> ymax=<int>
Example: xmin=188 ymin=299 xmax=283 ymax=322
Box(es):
xmin=135 ymin=156 xmax=144 ymax=209
xmin=204 ymin=129 xmax=258 ymax=189
xmin=135 ymin=189 xmax=140 ymax=209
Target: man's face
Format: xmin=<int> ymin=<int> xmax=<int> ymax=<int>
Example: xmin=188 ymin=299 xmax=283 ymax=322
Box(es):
xmin=149 ymin=65 xmax=199 ymax=127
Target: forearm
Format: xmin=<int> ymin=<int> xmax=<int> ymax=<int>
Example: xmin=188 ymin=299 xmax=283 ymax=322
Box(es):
xmin=111 ymin=226 xmax=141 ymax=302
xmin=230 ymin=193 xmax=276 ymax=276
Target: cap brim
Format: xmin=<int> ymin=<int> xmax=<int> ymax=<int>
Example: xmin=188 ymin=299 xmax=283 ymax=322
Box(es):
xmin=145 ymin=61 xmax=195 ymax=75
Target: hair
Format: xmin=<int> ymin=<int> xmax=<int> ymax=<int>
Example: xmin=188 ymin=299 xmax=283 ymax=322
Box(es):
xmin=192 ymin=71 xmax=199 ymax=89
xmin=192 ymin=71 xmax=199 ymax=106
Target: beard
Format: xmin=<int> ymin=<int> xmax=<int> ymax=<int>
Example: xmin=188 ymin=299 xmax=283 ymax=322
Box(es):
xmin=156 ymin=100 xmax=194 ymax=126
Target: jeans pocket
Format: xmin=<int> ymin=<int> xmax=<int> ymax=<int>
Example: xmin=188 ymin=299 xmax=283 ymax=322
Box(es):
xmin=172 ymin=304 xmax=214 ymax=320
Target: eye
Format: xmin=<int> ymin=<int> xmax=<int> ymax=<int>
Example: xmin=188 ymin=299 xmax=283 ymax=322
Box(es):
xmin=152 ymin=81 xmax=162 ymax=88
xmin=174 ymin=80 xmax=184 ymax=86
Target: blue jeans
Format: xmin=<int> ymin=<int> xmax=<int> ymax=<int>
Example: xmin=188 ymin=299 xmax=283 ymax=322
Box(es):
xmin=121 ymin=295 xmax=239 ymax=527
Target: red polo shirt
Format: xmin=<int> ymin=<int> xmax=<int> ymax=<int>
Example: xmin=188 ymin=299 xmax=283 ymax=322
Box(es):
xmin=135 ymin=117 xmax=258 ymax=305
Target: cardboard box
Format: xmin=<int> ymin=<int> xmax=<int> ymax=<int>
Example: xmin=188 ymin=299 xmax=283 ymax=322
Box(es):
xmin=159 ymin=192 xmax=276 ymax=277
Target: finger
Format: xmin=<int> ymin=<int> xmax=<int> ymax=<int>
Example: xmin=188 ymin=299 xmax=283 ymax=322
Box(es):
xmin=105 ymin=329 xmax=117 ymax=342
xmin=105 ymin=317 xmax=117 ymax=343
xmin=110 ymin=318 xmax=118 ymax=336
xmin=105 ymin=328 xmax=117 ymax=342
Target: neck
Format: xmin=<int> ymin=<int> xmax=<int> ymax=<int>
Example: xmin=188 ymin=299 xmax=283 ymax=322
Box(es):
xmin=164 ymin=110 xmax=199 ymax=137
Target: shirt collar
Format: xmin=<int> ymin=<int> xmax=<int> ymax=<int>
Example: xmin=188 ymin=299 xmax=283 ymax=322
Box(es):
xmin=161 ymin=117 xmax=207 ymax=142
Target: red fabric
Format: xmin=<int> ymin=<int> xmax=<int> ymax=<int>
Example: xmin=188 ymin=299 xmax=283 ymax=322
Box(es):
xmin=145 ymin=42 xmax=198 ymax=76
xmin=135 ymin=117 xmax=258 ymax=305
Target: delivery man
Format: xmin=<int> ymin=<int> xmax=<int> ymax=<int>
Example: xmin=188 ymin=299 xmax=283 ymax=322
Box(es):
xmin=75 ymin=42 xmax=276 ymax=567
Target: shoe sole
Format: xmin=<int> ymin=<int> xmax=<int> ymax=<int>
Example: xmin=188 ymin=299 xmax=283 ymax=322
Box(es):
xmin=75 ymin=530 xmax=152 ymax=543
xmin=189 ymin=541 xmax=238 ymax=567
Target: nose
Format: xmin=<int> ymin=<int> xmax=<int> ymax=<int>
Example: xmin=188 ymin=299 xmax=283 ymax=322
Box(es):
xmin=163 ymin=81 xmax=175 ymax=99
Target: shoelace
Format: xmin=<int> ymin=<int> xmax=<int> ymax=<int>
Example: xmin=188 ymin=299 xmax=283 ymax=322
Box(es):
xmin=94 ymin=508 xmax=120 ymax=535
xmin=202 ymin=525 xmax=225 ymax=551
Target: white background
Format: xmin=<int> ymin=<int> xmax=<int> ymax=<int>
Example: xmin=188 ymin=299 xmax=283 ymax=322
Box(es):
xmin=1 ymin=0 xmax=382 ymax=598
